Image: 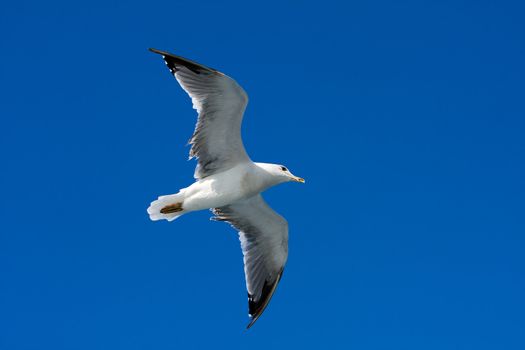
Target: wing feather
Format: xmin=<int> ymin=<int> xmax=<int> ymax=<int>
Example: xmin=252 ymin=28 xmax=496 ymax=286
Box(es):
xmin=213 ymin=194 xmax=288 ymax=328
xmin=149 ymin=48 xmax=250 ymax=179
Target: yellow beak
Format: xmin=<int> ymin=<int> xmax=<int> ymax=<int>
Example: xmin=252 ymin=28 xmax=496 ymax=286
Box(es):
xmin=293 ymin=176 xmax=305 ymax=183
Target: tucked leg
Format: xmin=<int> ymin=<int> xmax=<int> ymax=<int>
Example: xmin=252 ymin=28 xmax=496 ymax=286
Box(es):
xmin=160 ymin=202 xmax=183 ymax=214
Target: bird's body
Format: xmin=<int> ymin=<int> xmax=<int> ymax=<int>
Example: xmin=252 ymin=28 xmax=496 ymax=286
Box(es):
xmin=146 ymin=48 xmax=304 ymax=328
xmin=149 ymin=162 xmax=288 ymax=218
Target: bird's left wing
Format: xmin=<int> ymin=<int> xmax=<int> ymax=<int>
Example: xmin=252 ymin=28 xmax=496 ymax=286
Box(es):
xmin=212 ymin=195 xmax=289 ymax=329
xmin=149 ymin=48 xmax=250 ymax=179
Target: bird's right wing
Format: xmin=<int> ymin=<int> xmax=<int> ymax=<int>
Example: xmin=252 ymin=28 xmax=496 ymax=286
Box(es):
xmin=149 ymin=48 xmax=250 ymax=179
xmin=213 ymin=194 xmax=289 ymax=329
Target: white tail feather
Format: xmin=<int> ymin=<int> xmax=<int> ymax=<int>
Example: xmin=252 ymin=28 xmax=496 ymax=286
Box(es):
xmin=147 ymin=192 xmax=186 ymax=222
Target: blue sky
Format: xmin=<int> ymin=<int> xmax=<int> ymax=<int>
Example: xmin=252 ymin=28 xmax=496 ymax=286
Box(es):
xmin=1 ymin=0 xmax=524 ymax=349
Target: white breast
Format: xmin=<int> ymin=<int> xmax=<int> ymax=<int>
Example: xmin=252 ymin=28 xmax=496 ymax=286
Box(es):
xmin=181 ymin=162 xmax=261 ymax=211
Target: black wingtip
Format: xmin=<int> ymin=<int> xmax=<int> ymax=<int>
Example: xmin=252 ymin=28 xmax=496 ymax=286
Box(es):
xmin=245 ymin=269 xmax=285 ymax=330
xmin=147 ymin=48 xmax=217 ymax=75
xmin=149 ymin=48 xmax=166 ymax=55
xmin=246 ymin=317 xmax=258 ymax=330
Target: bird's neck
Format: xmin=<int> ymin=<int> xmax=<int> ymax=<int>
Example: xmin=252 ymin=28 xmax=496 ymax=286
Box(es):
xmin=253 ymin=162 xmax=285 ymax=190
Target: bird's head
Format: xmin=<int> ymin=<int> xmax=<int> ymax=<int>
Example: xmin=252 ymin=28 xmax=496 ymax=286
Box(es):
xmin=272 ymin=164 xmax=305 ymax=184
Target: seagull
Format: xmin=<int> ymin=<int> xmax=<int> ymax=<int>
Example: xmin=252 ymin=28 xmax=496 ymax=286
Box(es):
xmin=146 ymin=48 xmax=305 ymax=329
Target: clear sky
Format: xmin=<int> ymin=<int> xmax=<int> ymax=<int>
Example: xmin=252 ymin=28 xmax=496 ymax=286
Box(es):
xmin=1 ymin=0 xmax=524 ymax=349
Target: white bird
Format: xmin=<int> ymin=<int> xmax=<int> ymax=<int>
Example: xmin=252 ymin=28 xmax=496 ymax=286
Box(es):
xmin=146 ymin=48 xmax=305 ymax=328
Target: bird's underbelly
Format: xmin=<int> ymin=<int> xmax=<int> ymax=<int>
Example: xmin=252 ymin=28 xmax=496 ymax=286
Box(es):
xmin=182 ymin=165 xmax=261 ymax=211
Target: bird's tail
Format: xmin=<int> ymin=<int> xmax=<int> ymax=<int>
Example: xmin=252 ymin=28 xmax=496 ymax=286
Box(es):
xmin=147 ymin=191 xmax=186 ymax=222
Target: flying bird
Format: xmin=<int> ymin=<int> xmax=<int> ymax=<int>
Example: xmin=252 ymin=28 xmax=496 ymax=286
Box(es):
xmin=146 ymin=48 xmax=304 ymax=328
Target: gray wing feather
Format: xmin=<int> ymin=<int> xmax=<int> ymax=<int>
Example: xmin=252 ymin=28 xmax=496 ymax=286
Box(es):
xmin=149 ymin=48 xmax=250 ymax=179
xmin=213 ymin=194 xmax=288 ymax=328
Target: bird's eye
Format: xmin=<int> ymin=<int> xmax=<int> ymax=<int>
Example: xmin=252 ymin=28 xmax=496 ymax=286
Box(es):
xmin=280 ymin=166 xmax=288 ymax=172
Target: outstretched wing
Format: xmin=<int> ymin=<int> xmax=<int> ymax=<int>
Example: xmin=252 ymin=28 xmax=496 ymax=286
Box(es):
xmin=149 ymin=48 xmax=250 ymax=179
xmin=213 ymin=195 xmax=289 ymax=329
